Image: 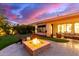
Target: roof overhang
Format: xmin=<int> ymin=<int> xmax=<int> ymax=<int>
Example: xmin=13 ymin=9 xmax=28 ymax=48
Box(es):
xmin=29 ymin=11 xmax=79 ymax=25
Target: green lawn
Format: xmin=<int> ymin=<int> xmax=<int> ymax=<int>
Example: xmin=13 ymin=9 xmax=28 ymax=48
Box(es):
xmin=38 ymin=36 xmax=69 ymax=43
xmin=0 ymin=35 xmax=20 ymax=50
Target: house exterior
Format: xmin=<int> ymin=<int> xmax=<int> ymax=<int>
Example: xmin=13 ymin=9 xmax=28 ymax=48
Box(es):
xmin=31 ymin=12 xmax=79 ymax=37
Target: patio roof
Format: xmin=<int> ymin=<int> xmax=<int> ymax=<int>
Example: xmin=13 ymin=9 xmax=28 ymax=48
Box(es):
xmin=29 ymin=11 xmax=79 ymax=25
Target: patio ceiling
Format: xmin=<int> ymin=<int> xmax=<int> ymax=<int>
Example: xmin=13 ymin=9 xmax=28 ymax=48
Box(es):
xmin=0 ymin=3 xmax=79 ymax=25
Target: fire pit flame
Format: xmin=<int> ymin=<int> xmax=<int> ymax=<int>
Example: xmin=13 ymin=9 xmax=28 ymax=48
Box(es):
xmin=32 ymin=38 xmax=40 ymax=45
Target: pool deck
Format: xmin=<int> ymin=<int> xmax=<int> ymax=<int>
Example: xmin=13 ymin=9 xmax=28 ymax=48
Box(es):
xmin=0 ymin=39 xmax=79 ymax=56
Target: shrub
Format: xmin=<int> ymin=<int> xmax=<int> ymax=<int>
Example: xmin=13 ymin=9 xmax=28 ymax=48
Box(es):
xmin=38 ymin=35 xmax=69 ymax=43
xmin=14 ymin=25 xmax=35 ymax=34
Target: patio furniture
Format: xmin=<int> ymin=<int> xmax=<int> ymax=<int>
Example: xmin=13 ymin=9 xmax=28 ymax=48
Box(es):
xmin=31 ymin=34 xmax=39 ymax=39
xmin=56 ymin=33 xmax=62 ymax=38
xmin=63 ymin=33 xmax=79 ymax=40
xmin=63 ymin=33 xmax=74 ymax=39
xmin=22 ymin=39 xmax=51 ymax=56
xmin=73 ymin=33 xmax=79 ymax=40
xmin=26 ymin=36 xmax=31 ymax=41
xmin=51 ymin=34 xmax=53 ymax=38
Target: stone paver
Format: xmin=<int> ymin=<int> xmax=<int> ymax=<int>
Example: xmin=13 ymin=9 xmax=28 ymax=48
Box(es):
xmin=0 ymin=39 xmax=79 ymax=56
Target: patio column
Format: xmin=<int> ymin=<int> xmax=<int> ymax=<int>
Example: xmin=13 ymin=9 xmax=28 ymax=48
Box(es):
xmin=46 ymin=23 xmax=52 ymax=37
xmin=35 ymin=25 xmax=38 ymax=34
xmin=72 ymin=23 xmax=75 ymax=33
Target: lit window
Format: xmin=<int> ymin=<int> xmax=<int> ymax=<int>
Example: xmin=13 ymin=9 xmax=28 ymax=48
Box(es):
xmin=67 ymin=24 xmax=72 ymax=33
xmin=74 ymin=23 xmax=79 ymax=33
xmin=61 ymin=24 xmax=66 ymax=33
xmin=58 ymin=24 xmax=72 ymax=33
xmin=58 ymin=25 xmax=61 ymax=33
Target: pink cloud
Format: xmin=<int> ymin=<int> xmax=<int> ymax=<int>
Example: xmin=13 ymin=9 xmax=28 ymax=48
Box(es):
xmin=22 ymin=3 xmax=62 ymax=24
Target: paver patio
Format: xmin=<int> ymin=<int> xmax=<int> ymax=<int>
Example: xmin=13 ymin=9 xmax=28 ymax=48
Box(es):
xmin=0 ymin=39 xmax=79 ymax=56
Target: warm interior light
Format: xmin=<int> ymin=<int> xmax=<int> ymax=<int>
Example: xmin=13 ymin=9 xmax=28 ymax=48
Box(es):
xmin=32 ymin=38 xmax=40 ymax=45
xmin=75 ymin=23 xmax=79 ymax=33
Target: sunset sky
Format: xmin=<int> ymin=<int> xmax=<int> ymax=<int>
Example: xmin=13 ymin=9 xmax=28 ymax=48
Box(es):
xmin=0 ymin=3 xmax=79 ymax=24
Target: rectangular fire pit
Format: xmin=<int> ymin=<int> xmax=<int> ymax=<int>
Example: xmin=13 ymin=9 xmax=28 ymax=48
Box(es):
xmin=22 ymin=39 xmax=51 ymax=56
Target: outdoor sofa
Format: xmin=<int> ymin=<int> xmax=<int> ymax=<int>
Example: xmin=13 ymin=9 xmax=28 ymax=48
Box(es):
xmin=63 ymin=33 xmax=79 ymax=40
